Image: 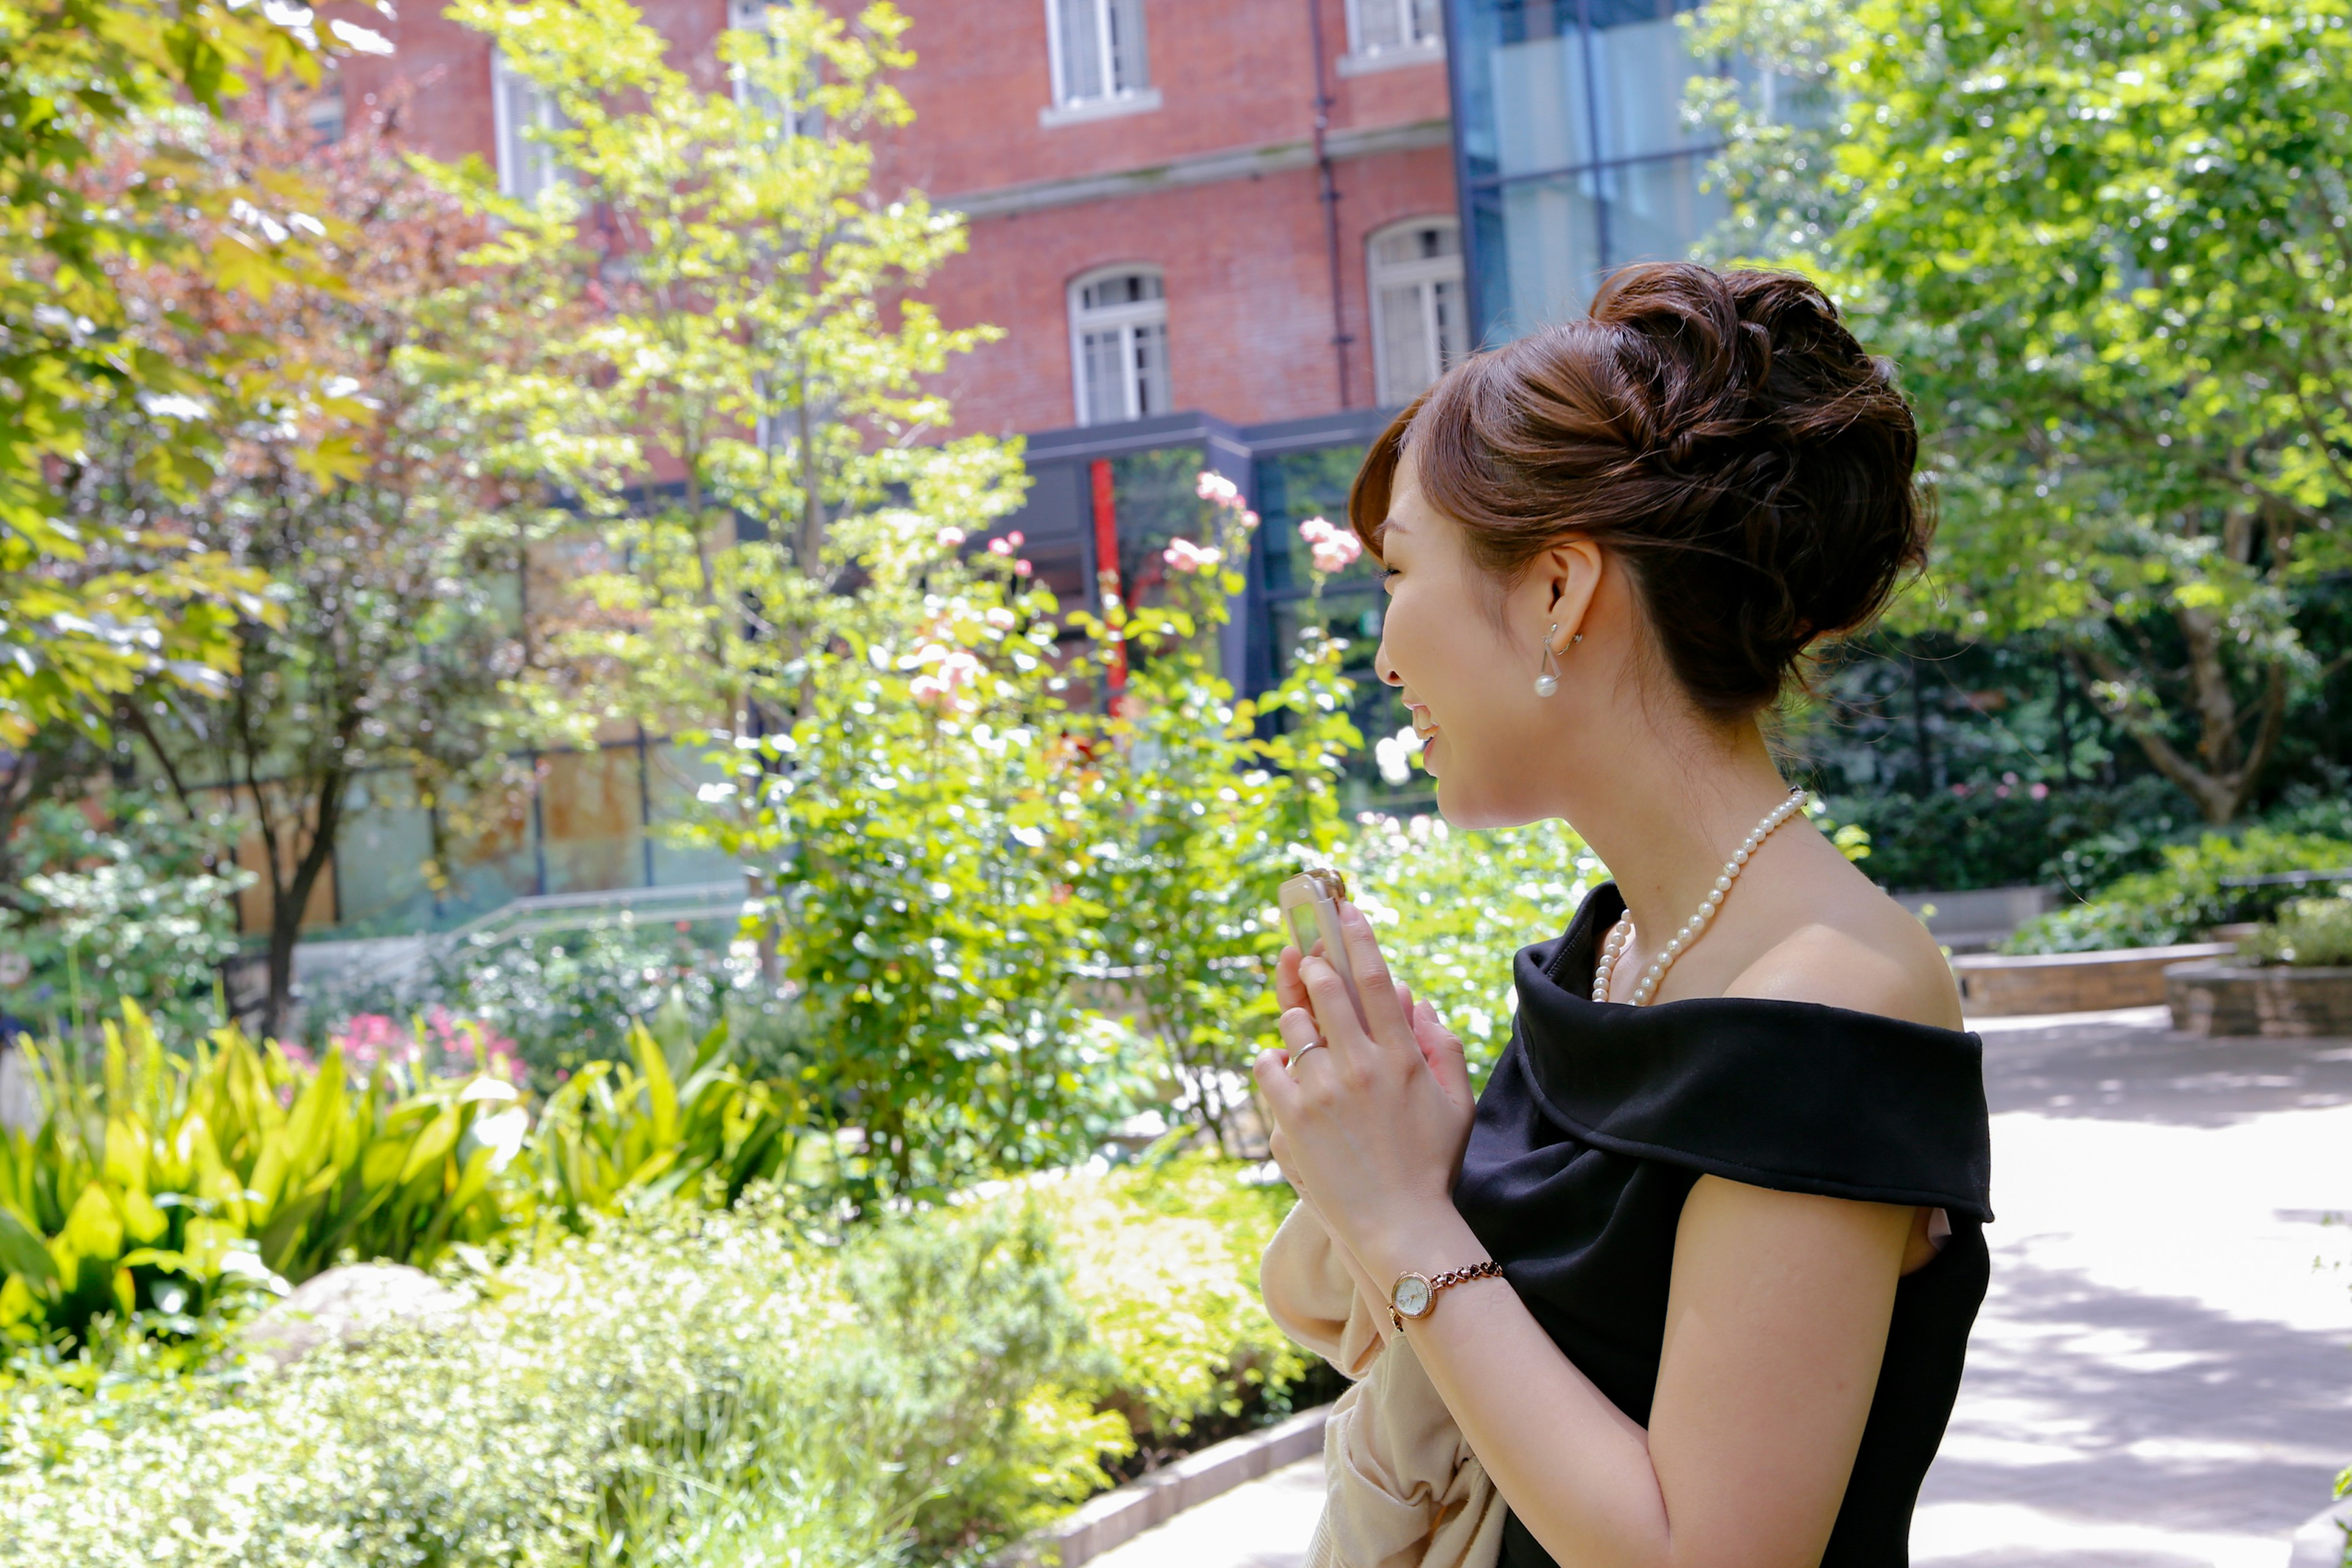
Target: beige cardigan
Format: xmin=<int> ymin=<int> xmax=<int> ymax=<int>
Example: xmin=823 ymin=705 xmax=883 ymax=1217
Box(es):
xmin=1259 ymin=1203 xmax=1507 ymax=1568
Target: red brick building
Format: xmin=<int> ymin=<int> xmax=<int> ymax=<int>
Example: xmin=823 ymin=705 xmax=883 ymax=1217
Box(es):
xmin=336 ymin=0 xmax=1464 ymax=440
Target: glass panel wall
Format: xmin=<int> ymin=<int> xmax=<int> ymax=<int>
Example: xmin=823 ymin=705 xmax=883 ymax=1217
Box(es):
xmin=1450 ymin=0 xmax=1727 ymax=338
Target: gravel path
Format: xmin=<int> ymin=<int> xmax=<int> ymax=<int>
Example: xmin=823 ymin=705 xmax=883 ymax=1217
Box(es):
xmin=1087 ymin=1006 xmax=2352 ymax=1568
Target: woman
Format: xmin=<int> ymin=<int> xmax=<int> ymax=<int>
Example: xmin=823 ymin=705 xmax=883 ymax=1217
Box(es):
xmin=1255 ymin=263 xmax=1991 ymax=1568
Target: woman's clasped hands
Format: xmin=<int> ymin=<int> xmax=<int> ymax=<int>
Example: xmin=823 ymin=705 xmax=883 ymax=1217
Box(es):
xmin=1253 ymin=900 xmax=1479 ymax=1275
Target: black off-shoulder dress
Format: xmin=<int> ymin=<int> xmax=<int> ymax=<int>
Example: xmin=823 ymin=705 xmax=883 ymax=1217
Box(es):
xmin=1457 ymin=883 xmax=1993 ymax=1568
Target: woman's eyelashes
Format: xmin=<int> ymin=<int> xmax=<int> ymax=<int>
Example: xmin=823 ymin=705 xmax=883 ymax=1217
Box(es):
xmin=1379 ymin=566 xmax=1402 ymax=590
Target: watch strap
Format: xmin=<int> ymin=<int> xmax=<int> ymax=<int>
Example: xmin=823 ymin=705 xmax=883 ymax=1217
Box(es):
xmin=1389 ymin=1259 xmax=1502 ymax=1332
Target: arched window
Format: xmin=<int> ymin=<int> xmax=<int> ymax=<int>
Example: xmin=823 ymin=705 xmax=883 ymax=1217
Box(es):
xmin=492 ymin=50 xmax=565 ymax=202
xmin=1368 ymin=218 xmax=1466 ymax=407
xmin=1070 ymin=268 xmax=1171 ymax=426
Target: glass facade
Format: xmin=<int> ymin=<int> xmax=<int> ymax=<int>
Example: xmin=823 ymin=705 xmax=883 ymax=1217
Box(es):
xmin=1447 ymin=0 xmax=1727 ymax=338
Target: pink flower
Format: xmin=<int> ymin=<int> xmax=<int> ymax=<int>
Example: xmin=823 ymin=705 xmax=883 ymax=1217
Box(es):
xmin=1013 ymin=559 xmax=1032 ymax=576
xmin=987 ymin=537 xmax=1013 ymax=556
xmin=1950 ymin=783 xmax=1973 ymax=798
xmin=911 ymin=647 xmax=985 ymax=709
xmin=937 ymin=526 xmax=967 ymax=548
xmin=2030 ymin=782 xmax=2050 ymax=801
xmin=1994 ymin=784 xmax=2012 ymax=798
xmin=1300 ymin=518 xmax=1361 ymax=573
xmin=1006 ymin=530 xmax=1024 ymax=547
xmin=1196 ymin=472 xmax=1242 ymax=507
xmin=1163 ymin=537 xmax=1223 ymax=573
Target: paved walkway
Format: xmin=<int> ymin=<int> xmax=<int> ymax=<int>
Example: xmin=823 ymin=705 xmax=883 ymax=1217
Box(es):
xmin=1090 ymin=1006 xmax=2352 ymax=1568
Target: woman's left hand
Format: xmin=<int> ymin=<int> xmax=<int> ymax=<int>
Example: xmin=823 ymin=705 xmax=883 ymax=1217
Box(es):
xmin=1254 ymin=901 xmax=1477 ymax=1271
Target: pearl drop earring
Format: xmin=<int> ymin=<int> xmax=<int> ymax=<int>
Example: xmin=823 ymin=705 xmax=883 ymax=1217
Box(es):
xmin=1534 ymin=625 xmax=1562 ymax=698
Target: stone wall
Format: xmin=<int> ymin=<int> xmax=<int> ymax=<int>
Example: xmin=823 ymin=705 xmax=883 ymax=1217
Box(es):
xmin=1950 ymin=943 xmax=2236 ymax=1017
xmin=2166 ymin=962 xmax=2352 ymax=1038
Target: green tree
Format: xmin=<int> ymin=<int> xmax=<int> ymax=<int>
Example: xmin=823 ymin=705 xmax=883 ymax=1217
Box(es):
xmin=435 ymin=0 xmax=1145 ymax=1201
xmin=0 ymin=0 xmax=369 ymax=745
xmin=1692 ymin=0 xmax=2352 ymax=821
xmin=75 ymin=94 xmax=520 ymax=1037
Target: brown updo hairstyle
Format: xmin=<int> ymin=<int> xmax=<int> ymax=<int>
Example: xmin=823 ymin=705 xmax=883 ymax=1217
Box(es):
xmin=1349 ymin=262 xmax=1931 ymax=722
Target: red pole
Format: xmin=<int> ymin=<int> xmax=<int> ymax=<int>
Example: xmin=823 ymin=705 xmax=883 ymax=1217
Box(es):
xmin=1090 ymin=456 xmax=1127 ymax=692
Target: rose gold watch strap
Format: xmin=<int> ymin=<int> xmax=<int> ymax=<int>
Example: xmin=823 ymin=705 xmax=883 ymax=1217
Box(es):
xmin=1427 ymin=1260 xmax=1503 ymax=1294
xmin=1390 ymin=1260 xmax=1503 ymax=1333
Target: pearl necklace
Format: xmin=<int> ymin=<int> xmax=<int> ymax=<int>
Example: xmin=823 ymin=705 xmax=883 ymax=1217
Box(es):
xmin=1591 ymin=787 xmax=1808 ymax=1006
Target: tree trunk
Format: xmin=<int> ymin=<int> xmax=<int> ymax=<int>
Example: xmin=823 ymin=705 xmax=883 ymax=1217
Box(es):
xmin=2078 ymin=610 xmax=2290 ymax=825
xmin=257 ymin=768 xmax=352 ymax=1041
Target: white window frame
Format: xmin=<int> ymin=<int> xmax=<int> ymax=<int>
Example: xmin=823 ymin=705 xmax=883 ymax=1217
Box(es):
xmin=1368 ymin=217 xmax=1465 ymax=408
xmin=1069 ymin=266 xmax=1171 ymax=427
xmin=1338 ymin=0 xmax=1446 ymax=77
xmin=491 ymin=50 xmax=565 ymax=202
xmin=1041 ymin=0 xmax=1161 ymax=127
xmin=726 ymin=0 xmax=807 ymax=135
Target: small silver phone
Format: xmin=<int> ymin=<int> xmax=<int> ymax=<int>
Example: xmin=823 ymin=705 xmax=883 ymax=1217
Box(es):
xmin=1277 ymin=867 xmax=1370 ymax=1029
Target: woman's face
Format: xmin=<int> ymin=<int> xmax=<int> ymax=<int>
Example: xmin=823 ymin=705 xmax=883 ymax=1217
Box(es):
xmin=1371 ymin=448 xmax=1600 ymax=829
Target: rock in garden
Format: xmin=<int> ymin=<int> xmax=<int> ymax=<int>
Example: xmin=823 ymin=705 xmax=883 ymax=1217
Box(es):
xmin=237 ymin=1262 xmax=467 ymax=1369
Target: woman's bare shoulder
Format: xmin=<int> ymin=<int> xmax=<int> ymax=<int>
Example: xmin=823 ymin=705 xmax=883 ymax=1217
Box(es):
xmin=1720 ymin=852 xmax=1964 ymax=1030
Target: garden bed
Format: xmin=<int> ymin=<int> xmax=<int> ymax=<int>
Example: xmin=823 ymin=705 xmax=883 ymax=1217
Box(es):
xmin=2164 ymin=961 xmax=2352 ymax=1038
xmin=1950 ymin=942 xmax=2234 ymax=1017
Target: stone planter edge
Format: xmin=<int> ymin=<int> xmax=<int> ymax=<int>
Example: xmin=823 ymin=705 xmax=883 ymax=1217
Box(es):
xmin=2164 ymin=959 xmax=2352 ymax=1038
xmin=2287 ymin=1495 xmax=2350 ymax=1566
xmin=993 ymin=1402 xmax=1331 ymax=1568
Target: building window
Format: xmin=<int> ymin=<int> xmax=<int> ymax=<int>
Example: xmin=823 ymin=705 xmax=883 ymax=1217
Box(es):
xmin=1070 ymin=268 xmax=1171 ymax=426
xmin=1369 ymin=219 xmax=1466 ymax=407
xmin=726 ymin=0 xmax=806 ymax=134
xmin=1452 ymin=0 xmax=1725 ymax=336
xmin=304 ymin=85 xmax=347 ymax=144
xmin=492 ymin=50 xmax=565 ymax=202
xmin=1046 ymin=0 xmax=1153 ymax=117
xmin=1349 ymin=0 xmax=1442 ymax=57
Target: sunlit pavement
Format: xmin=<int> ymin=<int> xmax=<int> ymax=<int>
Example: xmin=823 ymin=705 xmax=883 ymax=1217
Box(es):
xmin=1088 ymin=1006 xmax=2352 ymax=1568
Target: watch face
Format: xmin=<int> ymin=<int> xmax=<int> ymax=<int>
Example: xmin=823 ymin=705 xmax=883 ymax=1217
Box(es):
xmin=1392 ymin=1273 xmax=1433 ymax=1318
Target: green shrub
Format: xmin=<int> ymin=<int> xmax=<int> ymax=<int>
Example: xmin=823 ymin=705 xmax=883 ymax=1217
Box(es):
xmin=2239 ymin=896 xmax=2352 ymax=968
xmin=1819 ymin=775 xmax=2193 ymax=894
xmin=0 ymin=1003 xmax=820 ymax=1354
xmin=0 ymin=1163 xmax=1305 ymax=1568
xmin=0 ymin=1002 xmax=521 ymax=1351
xmin=2003 ymin=829 xmax=2352 ymax=954
xmin=1041 ymin=1155 xmax=1306 ymax=1454
xmin=1 ymin=793 xmax=252 ymax=1039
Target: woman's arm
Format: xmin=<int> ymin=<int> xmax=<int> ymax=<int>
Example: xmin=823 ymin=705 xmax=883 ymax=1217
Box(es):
xmin=1256 ymin=902 xmax=1915 ymax=1568
xmin=1350 ymin=1177 xmax=1911 ymax=1568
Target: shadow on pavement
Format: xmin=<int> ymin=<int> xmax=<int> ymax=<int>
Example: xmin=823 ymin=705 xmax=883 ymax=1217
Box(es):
xmin=1923 ymin=1257 xmax=2352 ymax=1536
xmin=1982 ymin=1018 xmax=2352 ymax=1128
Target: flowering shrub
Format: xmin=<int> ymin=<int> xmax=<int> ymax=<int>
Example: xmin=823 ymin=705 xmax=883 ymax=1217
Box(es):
xmin=328 ymin=1009 xmax=522 ymax=1084
xmin=1343 ymin=812 xmax=1607 ymax=1077
xmin=1072 ymin=471 xmax=1363 ymax=1150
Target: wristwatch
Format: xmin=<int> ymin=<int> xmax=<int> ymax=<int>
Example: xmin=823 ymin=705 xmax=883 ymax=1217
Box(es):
xmin=1388 ymin=1260 xmax=1503 ymax=1333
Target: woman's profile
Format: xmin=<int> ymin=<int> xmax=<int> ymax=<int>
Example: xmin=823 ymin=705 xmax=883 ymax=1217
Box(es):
xmin=1255 ymin=261 xmax=1992 ymax=1568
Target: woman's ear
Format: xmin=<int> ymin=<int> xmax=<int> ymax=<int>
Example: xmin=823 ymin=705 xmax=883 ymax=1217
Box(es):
xmin=1539 ymin=538 xmax=1604 ymax=652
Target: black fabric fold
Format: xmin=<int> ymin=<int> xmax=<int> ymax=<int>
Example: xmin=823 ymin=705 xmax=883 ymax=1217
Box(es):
xmin=1509 ymin=883 xmax=1994 ymax=1221
xmin=1454 ymin=881 xmax=1993 ymax=1568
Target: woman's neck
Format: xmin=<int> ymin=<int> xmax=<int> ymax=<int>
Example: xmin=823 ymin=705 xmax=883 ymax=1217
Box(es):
xmin=1564 ymin=720 xmax=1800 ymax=951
